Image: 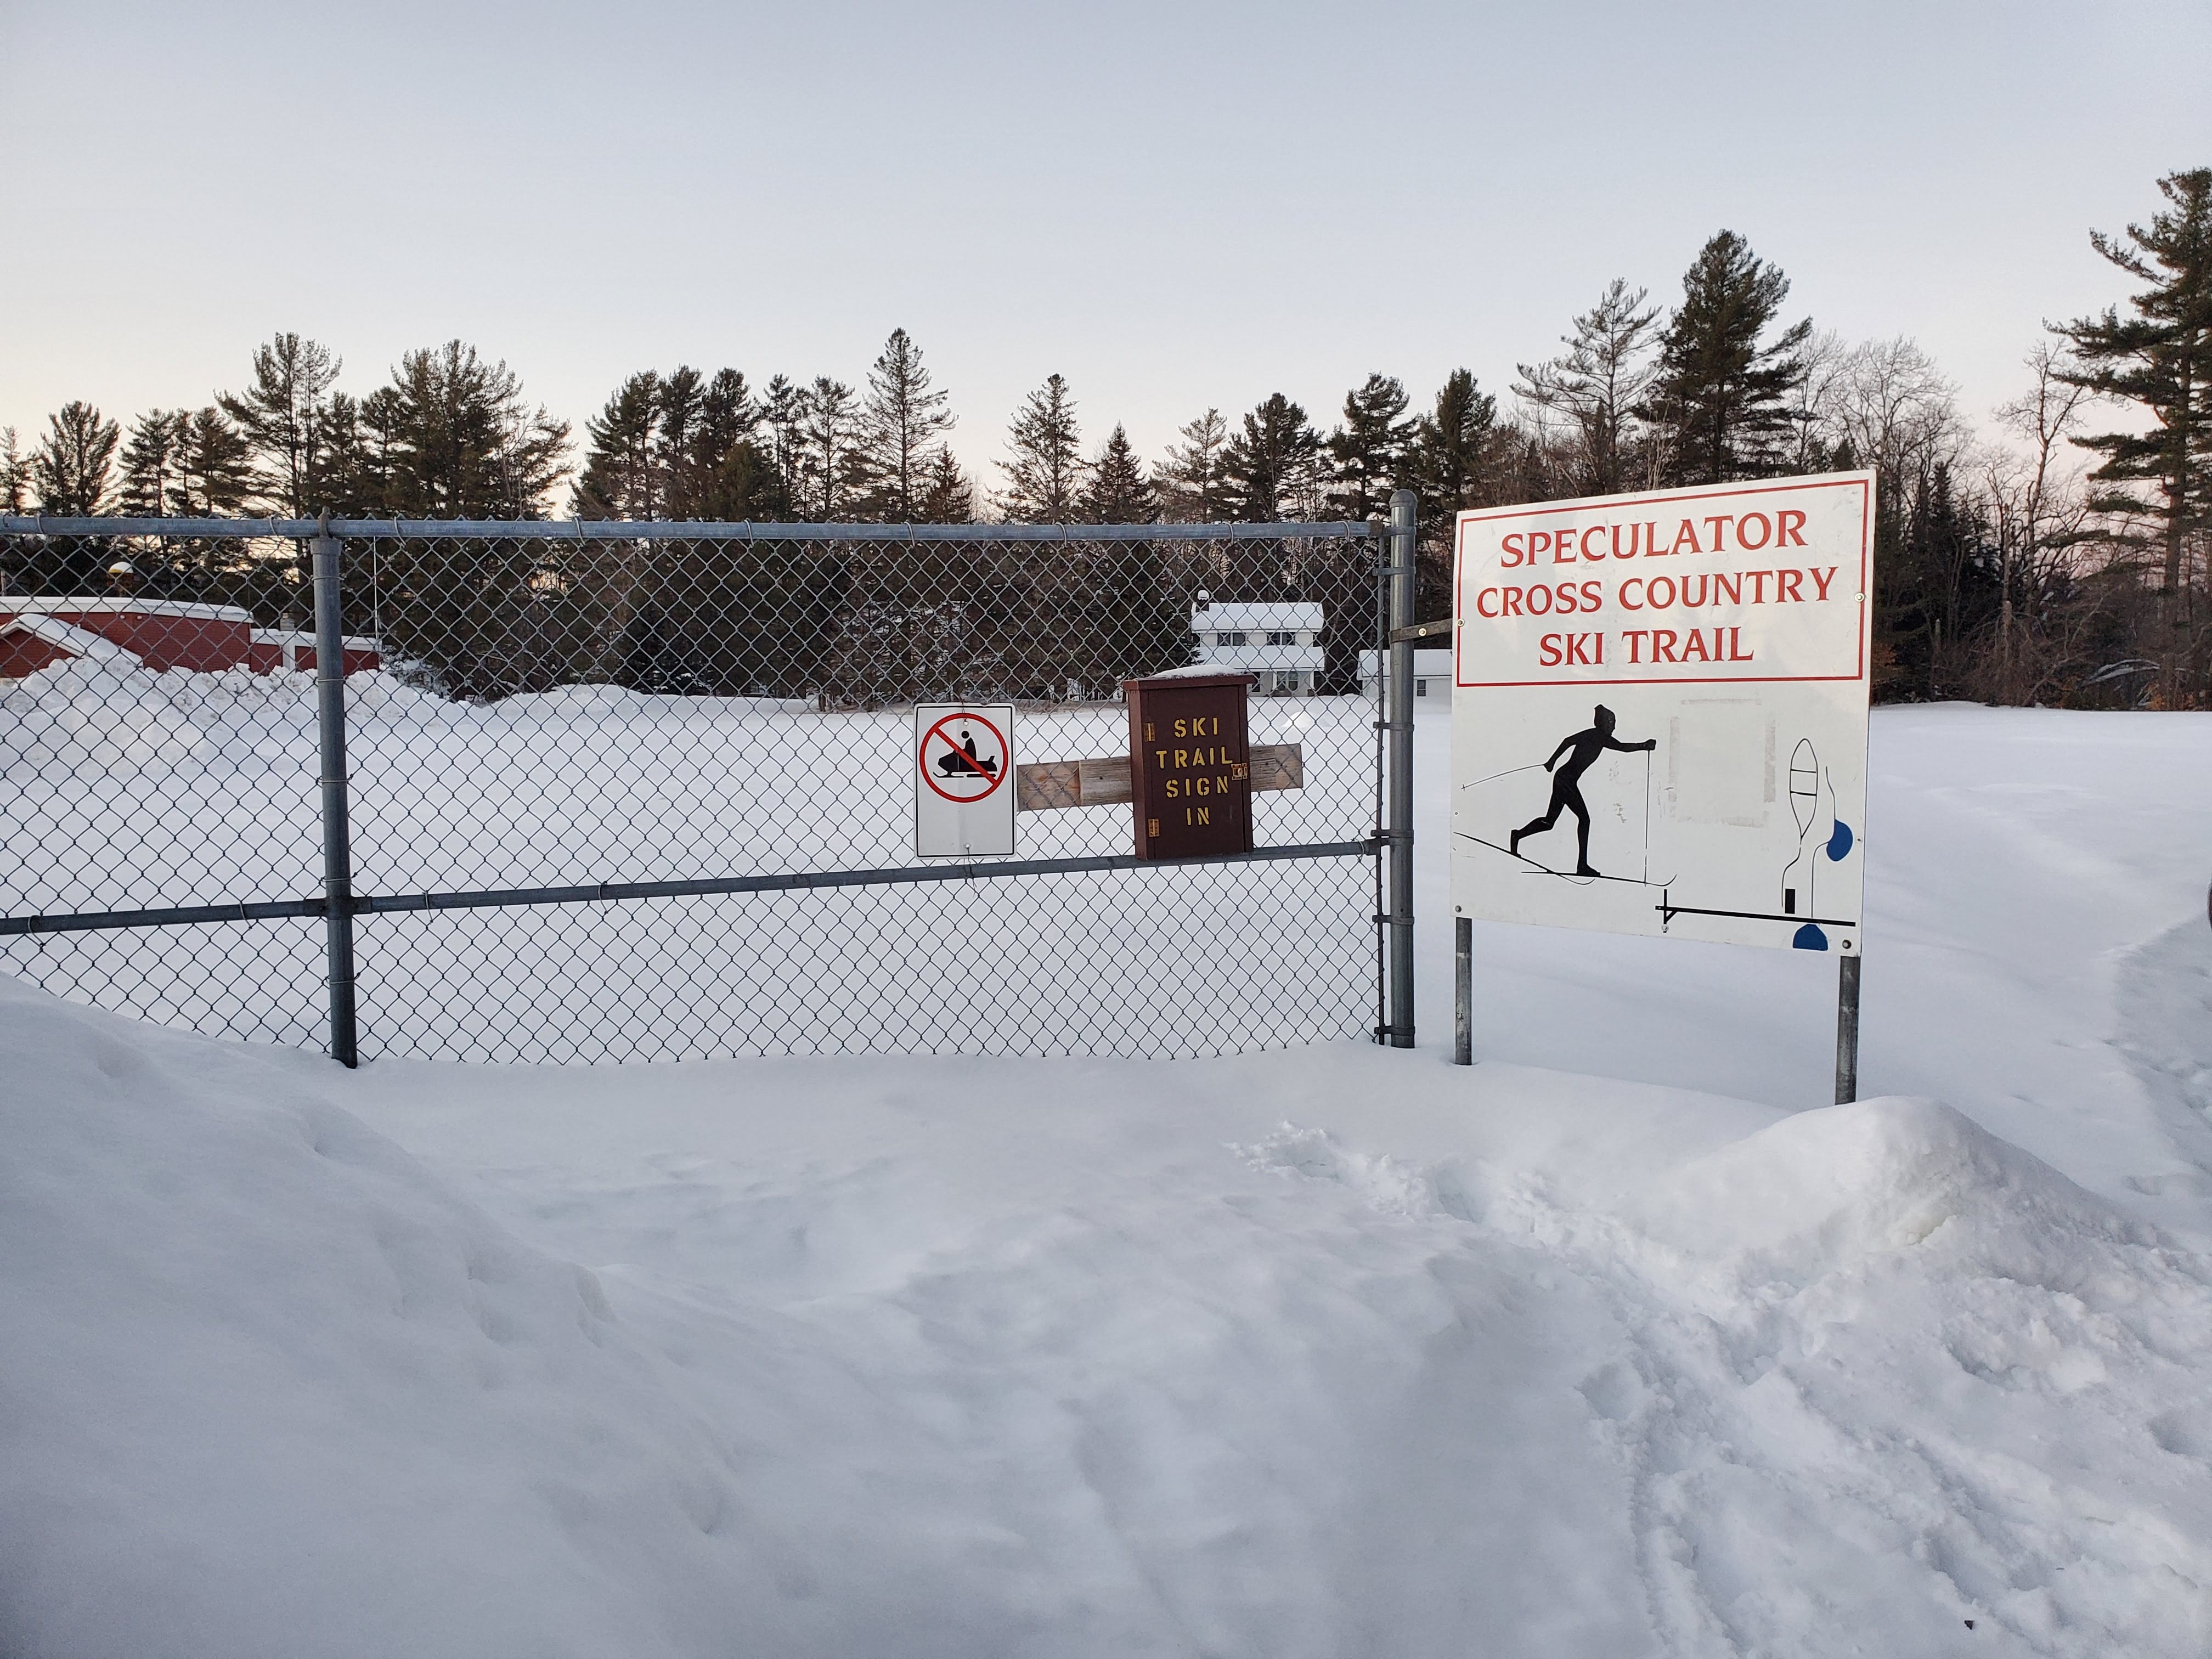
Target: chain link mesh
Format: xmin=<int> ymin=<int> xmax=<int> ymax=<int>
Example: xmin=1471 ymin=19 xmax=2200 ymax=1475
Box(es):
xmin=2 ymin=520 xmax=1387 ymax=1062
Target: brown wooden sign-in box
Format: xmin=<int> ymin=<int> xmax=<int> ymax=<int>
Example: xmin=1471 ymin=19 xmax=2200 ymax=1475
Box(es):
xmin=1124 ymin=672 xmax=1254 ymax=858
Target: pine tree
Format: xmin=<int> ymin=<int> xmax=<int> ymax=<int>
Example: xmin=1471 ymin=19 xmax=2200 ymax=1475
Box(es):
xmin=761 ymin=375 xmax=810 ymax=515
xmin=1081 ymin=424 xmax=1159 ymax=523
xmin=1514 ymin=279 xmax=1662 ymax=496
xmin=319 ymin=393 xmax=370 ymax=514
xmin=695 ymin=438 xmax=787 ymax=521
xmin=351 ymin=388 xmax=409 ymax=516
xmin=1411 ymin=370 xmax=1496 ymax=517
xmin=998 ymin=374 xmax=1085 ymax=523
xmin=860 ymin=328 xmax=955 ymax=522
xmin=0 ymin=427 xmax=26 ymax=514
xmin=1645 ymin=233 xmax=1812 ymax=485
xmin=916 ymin=447 xmax=975 ymax=522
xmin=119 ymin=408 xmax=244 ymax=594
xmin=1158 ymin=408 xmax=1229 ymax=522
xmin=369 ymin=346 xmax=571 ymax=699
xmin=120 ymin=410 xmax=191 ymax=516
xmin=177 ymin=407 xmax=253 ymax=516
xmin=32 ymin=402 xmax=120 ymax=515
xmin=574 ymin=371 xmax=664 ymax=519
xmin=1218 ymin=393 xmax=1324 ymax=522
xmin=1327 ymin=374 xmax=1415 ymax=518
xmin=679 ymin=369 xmax=759 ymax=519
xmin=655 ymin=366 xmax=705 ymax=515
xmin=798 ymin=376 xmax=868 ymax=520
xmin=22 ymin=403 xmax=118 ymax=592
xmin=380 ymin=341 xmax=569 ymax=518
xmin=1404 ymin=370 xmax=1499 ymax=618
xmin=218 ymin=333 xmax=341 ymax=514
xmin=2056 ymin=168 xmax=2212 ymax=706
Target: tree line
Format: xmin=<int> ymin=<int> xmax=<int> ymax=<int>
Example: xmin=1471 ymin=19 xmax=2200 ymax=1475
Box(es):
xmin=4 ymin=165 xmax=2205 ymax=707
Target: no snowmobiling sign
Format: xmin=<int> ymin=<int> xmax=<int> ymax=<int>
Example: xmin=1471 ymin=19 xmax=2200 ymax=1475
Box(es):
xmin=1450 ymin=471 xmax=1874 ymax=955
xmin=915 ymin=704 xmax=1016 ymax=859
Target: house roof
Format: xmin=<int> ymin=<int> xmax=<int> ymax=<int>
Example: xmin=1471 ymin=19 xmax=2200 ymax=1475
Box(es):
xmin=2 ymin=597 xmax=255 ymax=624
xmin=1 ymin=613 xmax=143 ymax=668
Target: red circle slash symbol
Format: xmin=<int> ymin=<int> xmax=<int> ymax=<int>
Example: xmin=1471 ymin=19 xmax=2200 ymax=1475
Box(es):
xmin=919 ymin=712 xmax=1010 ymax=803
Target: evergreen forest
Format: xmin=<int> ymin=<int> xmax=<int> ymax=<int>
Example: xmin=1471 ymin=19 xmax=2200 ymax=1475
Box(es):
xmin=5 ymin=169 xmax=2208 ymax=709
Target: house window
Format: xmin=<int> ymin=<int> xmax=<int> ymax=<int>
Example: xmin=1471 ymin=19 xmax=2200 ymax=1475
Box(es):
xmin=1276 ymin=671 xmax=1301 ymax=693
xmin=1216 ymin=631 xmax=1246 ymax=646
xmin=1415 ymin=678 xmax=1429 ymax=696
xmin=1265 ymin=630 xmax=1297 ymax=646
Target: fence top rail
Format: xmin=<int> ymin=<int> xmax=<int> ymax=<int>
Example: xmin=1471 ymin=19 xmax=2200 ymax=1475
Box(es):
xmin=1 ymin=515 xmax=1380 ymax=544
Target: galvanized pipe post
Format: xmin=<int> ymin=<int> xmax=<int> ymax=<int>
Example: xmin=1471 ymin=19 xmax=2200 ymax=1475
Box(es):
xmin=1834 ymin=952 xmax=1861 ymax=1103
xmin=1385 ymin=488 xmax=1418 ymax=1049
xmin=1453 ymin=914 xmax=1472 ymax=1065
xmin=311 ymin=514 xmax=359 ymax=1068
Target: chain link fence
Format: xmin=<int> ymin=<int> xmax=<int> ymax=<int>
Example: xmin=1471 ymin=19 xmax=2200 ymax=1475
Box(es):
xmin=1 ymin=515 xmax=1409 ymax=1064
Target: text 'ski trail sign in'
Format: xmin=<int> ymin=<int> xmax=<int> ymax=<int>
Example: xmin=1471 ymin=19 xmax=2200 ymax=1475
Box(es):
xmin=914 ymin=704 xmax=1016 ymax=858
xmin=1451 ymin=471 xmax=1874 ymax=954
xmin=1124 ymin=673 xmax=1255 ymax=858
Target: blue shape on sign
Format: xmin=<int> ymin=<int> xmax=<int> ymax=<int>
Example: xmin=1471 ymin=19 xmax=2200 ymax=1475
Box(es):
xmin=1826 ymin=820 xmax=1855 ymax=861
xmin=1793 ymin=923 xmax=1830 ymax=951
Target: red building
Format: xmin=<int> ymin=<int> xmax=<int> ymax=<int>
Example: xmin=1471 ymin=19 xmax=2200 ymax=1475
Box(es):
xmin=0 ymin=599 xmax=380 ymax=678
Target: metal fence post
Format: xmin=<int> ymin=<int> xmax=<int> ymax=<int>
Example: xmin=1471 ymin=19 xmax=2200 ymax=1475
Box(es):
xmin=311 ymin=514 xmax=359 ymax=1068
xmin=1834 ymin=952 xmax=1861 ymax=1103
xmin=1385 ymin=488 xmax=1417 ymax=1049
xmin=1453 ymin=914 xmax=1472 ymax=1065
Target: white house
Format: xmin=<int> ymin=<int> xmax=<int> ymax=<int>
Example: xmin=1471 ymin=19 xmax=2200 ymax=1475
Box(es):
xmin=1190 ymin=599 xmax=1324 ymax=695
xmin=1359 ymin=647 xmax=1455 ymax=706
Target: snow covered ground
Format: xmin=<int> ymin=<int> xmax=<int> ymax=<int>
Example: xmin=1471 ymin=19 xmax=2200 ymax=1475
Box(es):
xmin=5 ymin=703 xmax=2212 ymax=1657
xmin=0 ymin=662 xmax=1378 ymax=1059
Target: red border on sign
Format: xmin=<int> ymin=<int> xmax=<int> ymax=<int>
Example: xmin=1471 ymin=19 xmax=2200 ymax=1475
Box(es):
xmin=1453 ymin=476 xmax=1872 ymax=688
xmin=918 ymin=711 xmax=1011 ymax=803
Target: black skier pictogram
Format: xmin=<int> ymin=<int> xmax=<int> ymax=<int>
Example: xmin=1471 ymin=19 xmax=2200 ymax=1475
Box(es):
xmin=1508 ymin=704 xmax=1656 ymax=877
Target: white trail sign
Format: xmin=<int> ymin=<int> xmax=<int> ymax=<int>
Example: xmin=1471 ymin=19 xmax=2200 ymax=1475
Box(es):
xmin=1450 ymin=471 xmax=1874 ymax=955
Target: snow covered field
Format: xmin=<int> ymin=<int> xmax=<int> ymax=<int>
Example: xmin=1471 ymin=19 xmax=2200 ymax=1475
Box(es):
xmin=5 ymin=703 xmax=2212 ymax=1656
xmin=0 ymin=662 xmax=1378 ymax=1059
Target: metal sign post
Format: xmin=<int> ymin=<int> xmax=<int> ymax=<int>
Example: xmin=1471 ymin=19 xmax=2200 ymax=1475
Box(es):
xmin=1835 ymin=953 xmax=1863 ymax=1103
xmin=1447 ymin=471 xmax=1876 ymax=1097
xmin=1453 ymin=913 xmax=1472 ymax=1066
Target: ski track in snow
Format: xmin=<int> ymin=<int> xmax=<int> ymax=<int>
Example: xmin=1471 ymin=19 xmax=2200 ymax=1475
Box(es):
xmin=3 ymin=698 xmax=2212 ymax=1656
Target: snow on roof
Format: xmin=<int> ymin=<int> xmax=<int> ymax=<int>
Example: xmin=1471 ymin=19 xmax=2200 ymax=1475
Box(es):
xmin=1190 ymin=601 xmax=1322 ymax=630
xmin=1144 ymin=662 xmax=1256 ymax=681
xmin=2 ymin=597 xmax=255 ymax=624
xmin=1 ymin=612 xmax=143 ymax=668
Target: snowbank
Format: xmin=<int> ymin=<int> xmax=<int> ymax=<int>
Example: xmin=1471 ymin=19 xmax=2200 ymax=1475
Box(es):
xmin=8 ymin=963 xmax=2212 ymax=1655
xmin=0 ymin=979 xmax=933 ymax=1659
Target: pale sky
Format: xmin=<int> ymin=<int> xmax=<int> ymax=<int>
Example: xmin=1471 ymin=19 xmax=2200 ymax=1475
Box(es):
xmin=3 ymin=0 xmax=2208 ymax=490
